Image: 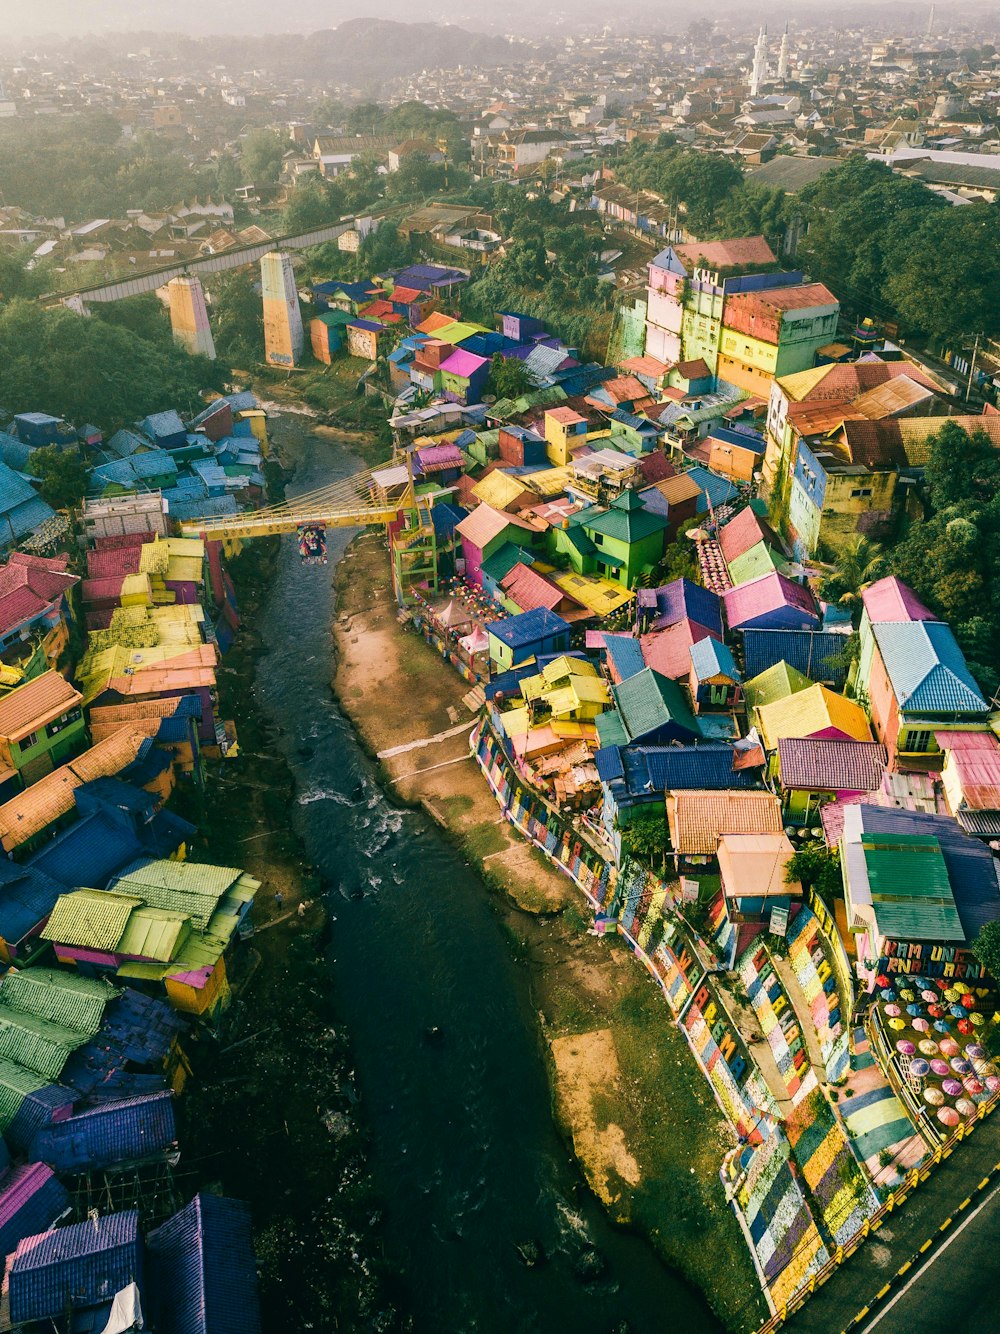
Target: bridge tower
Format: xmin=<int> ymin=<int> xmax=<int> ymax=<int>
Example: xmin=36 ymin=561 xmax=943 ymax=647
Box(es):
xmin=167 ymin=275 xmax=216 ymax=360
xmin=260 ymin=250 xmax=304 ymax=368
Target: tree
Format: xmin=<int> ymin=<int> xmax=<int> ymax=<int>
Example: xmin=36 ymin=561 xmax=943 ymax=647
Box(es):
xmin=209 ymin=272 xmax=265 ymax=366
xmin=972 ymin=919 xmax=1000 ymax=983
xmin=786 ymin=843 xmax=841 ymax=902
xmin=652 ymin=539 xmax=699 ymax=585
xmin=714 ymin=183 xmax=789 ymax=254
xmin=621 ymin=807 xmax=669 ymax=873
xmin=27 ymin=446 xmax=89 ymax=510
xmin=817 ymin=536 xmax=887 ymax=606
xmin=241 ymin=129 xmax=286 ymax=185
xmin=283 ymin=177 xmax=345 ymax=233
xmin=884 ymin=205 xmax=1000 ymax=344
xmin=924 ymin=422 xmax=1000 ymax=509
xmin=485 ymin=354 xmax=537 ymax=401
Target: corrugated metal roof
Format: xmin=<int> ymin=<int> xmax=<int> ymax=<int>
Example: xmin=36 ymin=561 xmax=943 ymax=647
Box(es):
xmin=9 ymin=1209 xmax=142 ymax=1325
xmin=689 ymin=636 xmax=741 ymax=683
xmin=861 ymin=576 xmax=937 ymax=624
xmin=486 ymin=607 xmax=570 ymax=650
xmin=777 ymin=738 xmax=887 ymax=792
xmin=743 ymin=660 xmax=813 ymax=714
xmin=742 ymin=629 xmax=849 ymax=685
xmin=42 ymin=890 xmax=141 ymax=952
xmin=596 ymin=743 xmax=758 ymax=795
xmin=148 ymin=1193 xmax=261 ymax=1334
xmin=723 ymin=572 xmax=818 ymax=631
xmin=1 ymin=968 xmax=115 ymax=1032
xmin=612 ymin=667 xmax=699 ymax=741
xmin=872 ymin=620 xmax=989 ymax=714
xmin=861 ymin=833 xmax=964 ymax=941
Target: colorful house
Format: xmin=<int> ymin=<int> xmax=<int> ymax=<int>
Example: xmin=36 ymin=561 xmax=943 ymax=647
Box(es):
xmin=346 ymin=318 xmax=387 ymax=361
xmin=0 ymin=670 xmax=85 ymax=790
xmin=601 ymin=667 xmax=700 ymax=746
xmin=485 ymin=607 xmax=571 ymax=671
xmin=455 ymin=503 xmax=544 ymax=586
xmin=855 ymin=580 xmax=991 ymax=770
xmin=439 ymin=348 xmax=491 ymax=405
xmin=776 ymin=737 xmax=888 ymax=823
xmin=718 ymin=832 xmax=801 ymax=924
xmin=718 ymin=283 xmax=840 ymax=398
xmin=665 ymin=788 xmax=783 ymax=861
xmin=543 ymin=407 xmax=589 ymax=466
xmin=723 ymin=571 xmax=819 ymax=633
xmin=756 ymin=683 xmax=873 ymax=755
xmin=689 ymin=637 xmax=742 ymax=712
xmin=0 ymin=552 xmax=79 ymax=673
xmin=579 ymin=491 xmax=670 ymax=588
xmin=0 ymin=463 xmax=56 ymax=552
xmin=636 ymin=578 xmax=722 ymax=637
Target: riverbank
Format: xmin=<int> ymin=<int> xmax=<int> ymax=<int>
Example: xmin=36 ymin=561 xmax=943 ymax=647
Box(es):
xmin=177 ymin=532 xmax=400 ymax=1332
xmin=332 ymin=531 xmax=769 ymax=1333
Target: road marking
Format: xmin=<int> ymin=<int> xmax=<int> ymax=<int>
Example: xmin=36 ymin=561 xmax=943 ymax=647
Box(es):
xmin=857 ymin=1177 xmax=1000 ymax=1333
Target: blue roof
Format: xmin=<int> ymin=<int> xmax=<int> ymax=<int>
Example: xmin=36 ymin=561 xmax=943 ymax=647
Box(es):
xmin=858 ymin=806 xmax=1000 ymax=945
xmin=148 ymin=1194 xmax=261 ymax=1334
xmin=550 ymin=363 xmax=615 ymax=396
xmin=61 ymin=990 xmax=182 ymax=1099
xmin=74 ymin=778 xmax=159 ymax=821
xmin=6 ymin=1085 xmax=77 ymax=1156
xmin=872 ymin=620 xmax=989 ymax=714
xmin=690 ymin=636 xmax=741 ymax=682
xmin=595 ymin=743 xmax=758 ymax=796
xmin=27 ymin=806 xmax=145 ymax=888
xmin=0 ymin=461 xmax=55 ymax=532
xmin=742 ymin=629 xmax=849 ymax=686
xmin=0 ymin=861 xmax=65 ymax=948
xmin=611 ymin=409 xmax=659 ymax=433
xmin=0 ymin=432 xmax=35 ymax=472
xmin=167 ymin=496 xmax=241 ymax=522
xmin=222 ymin=391 xmax=259 ymax=413
xmin=0 ymin=1165 xmax=70 ymax=1264
xmin=348 ymin=318 xmax=383 ymax=332
xmin=106 ymin=429 xmax=150 ymax=459
xmin=140 ymin=410 xmax=186 ymax=441
xmin=9 ymin=1209 xmax=142 ymax=1325
xmin=683 ymin=466 xmax=738 ymax=514
xmin=89 ymin=450 xmax=177 ymax=491
xmin=487 ymin=607 xmax=570 ymax=649
xmin=705 ymin=424 xmax=765 ymax=454
xmin=604 ymin=635 xmax=646 ymax=681
xmin=30 ymin=1091 xmax=176 ymax=1173
xmin=430 ymin=502 xmax=468 ymax=537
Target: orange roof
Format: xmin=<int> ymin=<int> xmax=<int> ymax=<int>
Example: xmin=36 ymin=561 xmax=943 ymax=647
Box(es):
xmin=620 ymin=355 xmax=669 ymax=379
xmin=455 ymin=503 xmax=542 ymax=551
xmin=415 ymin=312 xmax=456 ymax=334
xmin=89 ymin=718 xmax=166 ymax=743
xmin=665 ymin=789 xmax=783 ymax=855
xmin=0 ymin=725 xmax=148 ymax=851
xmin=0 ymin=671 xmax=82 ymax=744
xmin=674 ymin=236 xmax=776 ymax=271
xmin=89 ymin=698 xmax=186 ymax=725
xmin=544 ymin=406 xmax=587 ymax=425
xmin=718 ymin=833 xmax=801 ymax=898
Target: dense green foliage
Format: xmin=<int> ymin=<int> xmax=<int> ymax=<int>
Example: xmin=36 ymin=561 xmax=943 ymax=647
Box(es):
xmin=785 ymin=843 xmax=842 ymax=902
xmin=616 ymin=144 xmax=743 ymax=234
xmin=621 ymin=807 xmax=670 ymax=872
xmin=485 ymin=353 xmax=537 ymax=400
xmin=972 ymin=919 xmax=1000 ymax=984
xmin=884 ymin=422 xmax=1000 ymax=697
xmin=26 ymin=446 xmax=89 ymax=510
xmin=0 ymin=296 xmax=226 ymax=434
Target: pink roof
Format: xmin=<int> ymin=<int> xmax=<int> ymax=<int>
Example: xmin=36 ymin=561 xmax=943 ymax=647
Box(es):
xmin=500 ymin=563 xmax=564 ymax=613
xmin=718 ymin=506 xmax=780 ymax=564
xmin=87 ymin=546 xmax=143 ymax=579
xmin=0 ymin=1163 xmax=59 ymax=1229
xmin=861 ymin=576 xmax=937 ymax=624
xmin=0 ymin=554 xmax=78 ymax=638
xmin=723 ymin=572 xmax=818 ymax=628
xmin=935 ymin=731 xmax=999 ymax=751
xmin=674 ymin=236 xmax=776 ymax=271
xmin=640 ymin=619 xmax=720 ymax=679
xmin=440 ymin=348 xmax=489 ymax=378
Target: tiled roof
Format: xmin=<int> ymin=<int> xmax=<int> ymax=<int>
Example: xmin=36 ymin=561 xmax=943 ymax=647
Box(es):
xmin=500 ymin=563 xmax=566 ymax=614
xmin=41 ymin=889 xmax=142 ymax=952
xmin=1 ymin=967 xmax=114 ymax=1032
xmin=30 ymin=1090 xmax=176 ymax=1172
xmin=777 ymin=738 xmax=887 ymax=792
xmin=860 ymin=576 xmax=937 ymax=624
xmin=635 ymin=578 xmax=722 ymax=635
xmin=742 ymin=629 xmax=849 ymax=685
xmin=456 ymin=502 xmax=538 ymax=551
xmin=872 ymin=620 xmax=989 ymax=714
xmin=112 ymin=859 xmax=258 ymax=932
xmin=666 ymin=789 xmax=783 ymax=854
xmin=0 ymin=554 xmax=77 ymax=639
xmin=718 ymin=506 xmax=783 ymax=564
xmin=582 ymin=490 xmax=669 ymax=544
xmin=603 ymin=634 xmax=646 ymax=682
xmin=690 ymin=636 xmax=741 ymax=683
xmin=757 ymin=683 xmax=873 ymax=750
xmin=727 ymin=541 xmax=787 ymax=587
xmin=148 ymin=1193 xmax=261 ymax=1334
xmin=0 ymin=1163 xmax=70 ymax=1264
xmin=9 ymin=1208 xmax=141 ymax=1325
xmin=595 ymin=743 xmax=758 ymax=795
xmin=640 ymin=620 xmax=719 ymax=680
xmin=0 ymin=671 xmax=81 ymax=744
xmin=612 ymin=667 xmax=699 ymax=741
xmin=673 ymin=236 xmax=776 ymax=271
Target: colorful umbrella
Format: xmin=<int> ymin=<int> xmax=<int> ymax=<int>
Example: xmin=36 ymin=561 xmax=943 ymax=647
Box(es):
xmin=888 ymin=1017 xmax=905 ymax=1031
xmin=950 ymin=1004 xmax=967 ymax=1018
xmin=899 ymin=989 xmax=916 ymax=1001
xmin=945 ymin=987 xmax=962 ymax=1002
xmin=908 ymin=1058 xmax=930 ymax=1078
xmin=919 ymin=1039 xmax=939 ymax=1056
xmin=934 ymin=1020 xmax=951 ymax=1033
xmin=880 ymin=988 xmax=895 ymax=1001
xmin=896 ymin=1039 xmax=916 ymax=1055
xmin=906 ymin=1003 xmax=923 ymax=1016
xmin=884 ymin=1004 xmax=901 ymax=1017
xmin=958 ymin=1018 xmax=974 ymax=1035
xmin=961 ymin=993 xmax=976 ymax=1009
xmin=955 ymin=1098 xmax=977 ymax=1118
xmin=970 ymin=1013 xmax=984 ymax=1027
xmin=942 ymin=1078 xmax=962 ymax=1096
xmin=985 ymin=1075 xmax=1000 ymax=1093
xmin=921 ymin=989 xmax=937 ymax=1002
xmin=966 ymin=1044 xmax=985 ymax=1059
xmin=876 ymin=973 xmax=890 ymax=989
xmin=928 ymin=1004 xmax=945 ymax=1018
xmin=937 ymin=1106 xmax=960 ymax=1127
xmin=973 ymin=1057 xmax=996 ymax=1076
xmin=913 ymin=1018 xmax=930 ymax=1032
xmin=923 ymin=1086 xmax=944 ymax=1106
xmin=930 ymin=1058 xmax=950 ymax=1076
xmin=951 ymin=1058 xmax=972 ymax=1075
xmin=940 ymin=1038 xmax=960 ymax=1057
xmin=963 ymin=1077 xmax=984 ymax=1095
xmin=935 ymin=979 xmax=950 ymax=991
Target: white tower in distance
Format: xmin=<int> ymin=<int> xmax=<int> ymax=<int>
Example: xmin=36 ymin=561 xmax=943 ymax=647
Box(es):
xmin=750 ymin=26 xmax=768 ymax=98
xmin=925 ymin=5 xmax=936 ymax=40
xmin=777 ymin=25 xmax=791 ymax=81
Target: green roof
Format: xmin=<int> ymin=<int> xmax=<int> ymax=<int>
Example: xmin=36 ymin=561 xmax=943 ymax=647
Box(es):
xmin=862 ymin=834 xmax=965 ymax=941
xmin=0 ymin=1012 xmax=91 ymax=1080
xmin=0 ymin=1055 xmax=47 ymax=1133
xmin=481 ymin=541 xmax=530 ymax=584
xmin=582 ymin=490 xmax=670 ymax=545
xmin=116 ymin=905 xmax=191 ymax=963
xmin=112 ymin=860 xmax=259 ymax=931
xmin=595 ymin=709 xmax=629 ymax=748
xmin=612 ymin=667 xmax=699 ymax=741
xmin=0 ymin=967 xmax=116 ymax=1032
xmin=744 ymin=660 xmax=814 ymax=714
xmin=727 ymin=541 xmax=787 ymax=587
xmin=42 ymin=890 xmax=142 ymax=952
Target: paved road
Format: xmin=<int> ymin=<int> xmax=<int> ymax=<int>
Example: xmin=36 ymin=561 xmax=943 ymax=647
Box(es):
xmin=782 ymin=1114 xmax=1000 ymax=1334
xmin=855 ymin=1176 xmax=1000 ymax=1334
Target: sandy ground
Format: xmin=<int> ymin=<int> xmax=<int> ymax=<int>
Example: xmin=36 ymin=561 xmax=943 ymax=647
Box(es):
xmin=550 ymin=1028 xmax=642 ymax=1207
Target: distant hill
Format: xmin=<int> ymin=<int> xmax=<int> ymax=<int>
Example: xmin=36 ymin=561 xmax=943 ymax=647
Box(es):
xmin=299 ymin=19 xmax=515 ymax=78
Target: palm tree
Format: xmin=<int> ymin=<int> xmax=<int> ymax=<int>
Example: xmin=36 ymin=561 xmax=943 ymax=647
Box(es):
xmin=819 ymin=536 xmax=887 ymax=607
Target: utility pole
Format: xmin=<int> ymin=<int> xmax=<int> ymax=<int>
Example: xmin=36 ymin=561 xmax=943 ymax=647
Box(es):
xmin=965 ymin=331 xmax=980 ymax=402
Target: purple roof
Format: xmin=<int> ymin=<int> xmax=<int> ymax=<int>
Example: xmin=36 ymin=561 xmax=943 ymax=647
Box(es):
xmin=347 ymin=318 xmax=384 ymax=332
xmin=0 ymin=1164 xmax=70 ymax=1261
xmin=723 ymin=572 xmax=819 ymax=631
xmin=860 ymin=576 xmax=938 ymax=624
xmin=148 ymin=1194 xmax=261 ymax=1334
xmin=637 ymin=579 xmax=722 ymax=635
xmin=9 ymin=1209 xmax=142 ymax=1325
xmin=30 ymin=1091 xmax=176 ymax=1172
xmin=440 ymin=348 xmax=489 ymax=378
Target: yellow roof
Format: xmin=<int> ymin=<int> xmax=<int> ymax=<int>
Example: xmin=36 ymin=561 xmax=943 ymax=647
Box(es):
xmin=550 ymin=720 xmax=598 ymax=740
xmin=518 ymin=674 xmax=547 ymax=703
xmin=165 ymin=556 xmax=204 ymax=584
xmin=473 ymin=471 xmax=530 ymax=509
xmin=553 ymin=571 xmax=633 ymax=616
xmin=523 ymin=467 xmax=574 ymax=499
xmin=775 ymin=364 xmax=837 ymax=402
xmin=756 ymin=683 xmax=873 ymax=751
xmin=138 ymin=540 xmax=170 ymax=576
xmin=541 ymin=655 xmax=600 ymax=684
xmin=498 ymin=706 xmax=530 ymax=738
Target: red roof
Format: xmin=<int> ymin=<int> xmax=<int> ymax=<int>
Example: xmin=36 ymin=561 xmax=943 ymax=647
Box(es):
xmin=0 ymin=553 xmax=79 ymax=639
xmin=87 ymin=546 xmax=143 ymax=579
xmin=391 ymin=286 xmax=425 ymax=304
xmin=639 ymin=619 xmax=720 ymax=679
xmin=500 ymin=563 xmax=565 ymax=613
xmin=674 ymin=236 xmax=776 ymax=272
xmin=718 ymin=506 xmax=781 ymax=564
xmin=675 ymin=358 xmax=711 ymax=381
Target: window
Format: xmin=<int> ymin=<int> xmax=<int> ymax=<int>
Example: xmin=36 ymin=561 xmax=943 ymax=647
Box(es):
xmin=850 ymin=487 xmax=872 ymax=498
xmin=18 ymin=732 xmax=39 ymax=750
xmin=593 ymin=532 xmax=605 ymax=547
xmin=904 ymin=729 xmax=932 ymax=753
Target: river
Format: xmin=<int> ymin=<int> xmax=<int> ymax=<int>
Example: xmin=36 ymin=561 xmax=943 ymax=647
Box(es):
xmin=250 ymin=420 xmax=722 ymax=1333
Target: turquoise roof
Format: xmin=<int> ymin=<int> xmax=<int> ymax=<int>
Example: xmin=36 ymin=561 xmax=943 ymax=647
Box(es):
xmin=690 ymin=636 xmax=741 ymax=683
xmin=872 ymin=620 xmax=989 ymax=715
